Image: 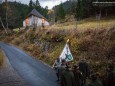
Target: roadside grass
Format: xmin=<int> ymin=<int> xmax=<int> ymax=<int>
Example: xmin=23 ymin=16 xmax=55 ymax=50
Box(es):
xmin=1 ymin=16 xmax=115 ymax=70
xmin=13 ymin=27 xmax=25 ymax=32
xmin=1 ymin=16 xmax=115 ymax=82
xmin=0 ymin=49 xmax=4 ymax=68
xmin=49 ymin=16 xmax=115 ymax=32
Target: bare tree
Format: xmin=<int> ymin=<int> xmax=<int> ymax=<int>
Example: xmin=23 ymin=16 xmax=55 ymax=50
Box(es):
xmin=5 ymin=0 xmax=9 ymax=30
xmin=0 ymin=0 xmax=9 ymax=34
xmin=0 ymin=17 xmax=8 ymax=34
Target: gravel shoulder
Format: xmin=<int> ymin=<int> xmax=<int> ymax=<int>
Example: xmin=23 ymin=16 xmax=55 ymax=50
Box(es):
xmin=0 ymin=42 xmax=59 ymax=86
xmin=0 ymin=50 xmax=29 ymax=86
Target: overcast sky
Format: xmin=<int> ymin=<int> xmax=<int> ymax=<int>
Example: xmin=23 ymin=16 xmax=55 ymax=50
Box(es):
xmin=0 ymin=0 xmax=67 ymax=9
xmin=0 ymin=0 xmax=3 ymax=3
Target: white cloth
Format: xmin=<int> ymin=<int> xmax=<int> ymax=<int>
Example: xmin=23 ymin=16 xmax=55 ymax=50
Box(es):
xmin=59 ymin=43 xmax=73 ymax=62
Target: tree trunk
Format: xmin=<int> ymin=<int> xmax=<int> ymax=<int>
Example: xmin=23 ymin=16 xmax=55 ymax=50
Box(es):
xmin=0 ymin=17 xmax=8 ymax=34
xmin=5 ymin=0 xmax=9 ymax=30
xmin=106 ymin=9 xmax=108 ymax=17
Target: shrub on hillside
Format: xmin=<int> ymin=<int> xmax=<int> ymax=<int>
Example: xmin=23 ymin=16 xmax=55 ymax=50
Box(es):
xmin=3 ymin=24 xmax=114 ymax=82
xmin=3 ymin=36 xmax=14 ymax=43
xmin=11 ymin=38 xmax=22 ymax=45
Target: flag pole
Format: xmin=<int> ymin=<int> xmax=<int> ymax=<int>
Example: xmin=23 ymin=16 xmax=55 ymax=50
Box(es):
xmin=66 ymin=39 xmax=69 ymax=54
xmin=66 ymin=39 xmax=70 ymax=61
xmin=67 ymin=39 xmax=69 ymax=43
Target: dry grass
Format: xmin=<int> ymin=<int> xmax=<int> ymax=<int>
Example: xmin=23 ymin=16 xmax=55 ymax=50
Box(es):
xmin=49 ymin=16 xmax=115 ymax=32
xmin=13 ymin=27 xmax=25 ymax=32
xmin=0 ymin=49 xmax=4 ymax=67
xmin=1 ymin=16 xmax=115 ymax=76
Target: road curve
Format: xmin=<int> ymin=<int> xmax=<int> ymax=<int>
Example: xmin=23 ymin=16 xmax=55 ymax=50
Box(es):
xmin=0 ymin=42 xmax=59 ymax=86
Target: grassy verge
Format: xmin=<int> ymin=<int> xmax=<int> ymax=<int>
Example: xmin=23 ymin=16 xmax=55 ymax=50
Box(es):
xmin=0 ymin=49 xmax=4 ymax=68
xmin=49 ymin=16 xmax=115 ymax=31
xmin=1 ymin=16 xmax=115 ymax=77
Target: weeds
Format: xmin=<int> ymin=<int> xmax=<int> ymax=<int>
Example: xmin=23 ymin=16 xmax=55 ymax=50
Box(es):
xmin=0 ymin=17 xmax=115 ymax=79
xmin=0 ymin=49 xmax=4 ymax=67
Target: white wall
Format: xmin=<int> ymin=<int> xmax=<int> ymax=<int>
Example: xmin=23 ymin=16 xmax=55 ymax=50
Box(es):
xmin=37 ymin=18 xmax=50 ymax=26
xmin=23 ymin=16 xmax=33 ymax=27
xmin=23 ymin=15 xmax=50 ymax=27
xmin=23 ymin=21 xmax=26 ymax=27
xmin=44 ymin=21 xmax=50 ymax=26
xmin=28 ymin=16 xmax=33 ymax=26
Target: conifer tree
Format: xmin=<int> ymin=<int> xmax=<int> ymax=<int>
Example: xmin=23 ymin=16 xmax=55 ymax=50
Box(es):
xmin=56 ymin=2 xmax=66 ymax=20
xmin=29 ymin=0 xmax=34 ymax=12
xmin=75 ymin=0 xmax=81 ymax=19
xmin=35 ymin=0 xmax=41 ymax=13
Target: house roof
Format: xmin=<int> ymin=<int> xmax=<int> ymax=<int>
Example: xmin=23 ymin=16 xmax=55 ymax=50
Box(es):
xmin=26 ymin=9 xmax=45 ymax=19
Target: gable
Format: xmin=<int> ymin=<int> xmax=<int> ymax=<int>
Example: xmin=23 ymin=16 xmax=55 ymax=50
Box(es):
xmin=26 ymin=9 xmax=44 ymax=19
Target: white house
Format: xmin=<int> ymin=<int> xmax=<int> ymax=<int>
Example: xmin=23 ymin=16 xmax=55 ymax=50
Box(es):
xmin=23 ymin=9 xmax=49 ymax=27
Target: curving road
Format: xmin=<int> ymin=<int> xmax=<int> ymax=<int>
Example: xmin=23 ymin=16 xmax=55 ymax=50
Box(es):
xmin=0 ymin=42 xmax=59 ymax=86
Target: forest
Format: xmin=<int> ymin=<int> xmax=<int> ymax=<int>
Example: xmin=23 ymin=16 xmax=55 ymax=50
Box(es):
xmin=0 ymin=1 xmax=115 ymax=85
xmin=54 ymin=0 xmax=115 ymax=21
xmin=0 ymin=0 xmax=115 ymax=29
xmin=0 ymin=0 xmax=48 ymax=29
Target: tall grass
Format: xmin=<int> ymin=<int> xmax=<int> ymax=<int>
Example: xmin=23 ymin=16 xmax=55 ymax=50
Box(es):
xmin=49 ymin=16 xmax=115 ymax=32
xmin=1 ymin=16 xmax=115 ymax=77
xmin=0 ymin=49 xmax=4 ymax=67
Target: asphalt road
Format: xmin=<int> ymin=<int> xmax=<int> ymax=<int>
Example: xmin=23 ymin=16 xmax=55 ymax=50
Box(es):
xmin=0 ymin=42 xmax=59 ymax=86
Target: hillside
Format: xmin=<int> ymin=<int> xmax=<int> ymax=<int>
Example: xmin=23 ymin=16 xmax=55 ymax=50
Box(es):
xmin=0 ymin=49 xmax=4 ymax=67
xmin=0 ymin=16 xmax=115 ymax=82
xmin=50 ymin=16 xmax=115 ymax=31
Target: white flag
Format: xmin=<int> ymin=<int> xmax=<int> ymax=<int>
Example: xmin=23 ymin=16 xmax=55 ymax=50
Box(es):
xmin=59 ymin=43 xmax=73 ymax=62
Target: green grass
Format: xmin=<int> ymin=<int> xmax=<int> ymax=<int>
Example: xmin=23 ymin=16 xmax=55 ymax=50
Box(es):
xmin=0 ymin=49 xmax=4 ymax=67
